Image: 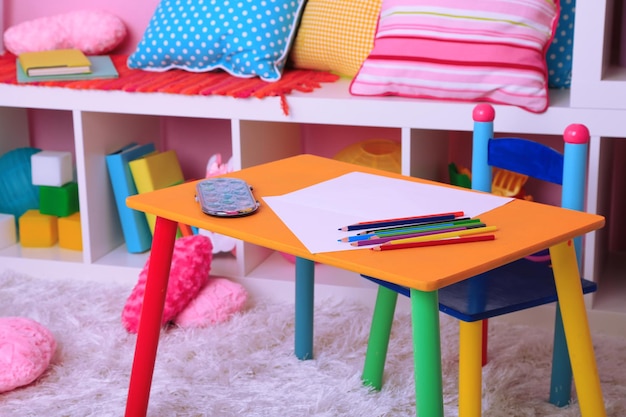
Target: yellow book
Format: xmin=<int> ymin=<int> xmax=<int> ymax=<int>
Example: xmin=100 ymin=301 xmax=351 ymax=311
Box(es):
xmin=18 ymin=48 xmax=91 ymax=76
xmin=128 ymin=150 xmax=185 ymax=233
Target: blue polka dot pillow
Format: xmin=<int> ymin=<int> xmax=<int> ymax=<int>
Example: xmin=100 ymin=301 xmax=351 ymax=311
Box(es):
xmin=128 ymin=0 xmax=306 ymax=82
xmin=547 ymin=0 xmax=575 ymax=88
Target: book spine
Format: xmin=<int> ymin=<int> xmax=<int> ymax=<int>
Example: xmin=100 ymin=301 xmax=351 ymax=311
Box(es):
xmin=105 ymin=143 xmax=156 ymax=253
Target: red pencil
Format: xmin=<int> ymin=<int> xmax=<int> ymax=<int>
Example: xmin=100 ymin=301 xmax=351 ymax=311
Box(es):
xmin=371 ymin=234 xmax=495 ymax=251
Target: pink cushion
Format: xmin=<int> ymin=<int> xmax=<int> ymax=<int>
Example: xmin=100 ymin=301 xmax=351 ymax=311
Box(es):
xmin=174 ymin=277 xmax=248 ymax=328
xmin=3 ymin=10 xmax=127 ymax=55
xmin=0 ymin=317 xmax=56 ymax=393
xmin=121 ymin=235 xmax=213 ymax=333
xmin=349 ymin=0 xmax=559 ymax=113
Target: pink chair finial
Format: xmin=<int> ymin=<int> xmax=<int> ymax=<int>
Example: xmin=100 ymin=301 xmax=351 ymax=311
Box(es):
xmin=473 ymin=104 xmax=495 ymax=122
xmin=564 ymin=124 xmax=590 ymax=145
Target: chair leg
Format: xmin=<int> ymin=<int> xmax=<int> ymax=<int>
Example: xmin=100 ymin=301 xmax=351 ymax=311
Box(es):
xmin=459 ymin=320 xmax=483 ymax=417
xmin=482 ymin=319 xmax=488 ymax=366
xmin=549 ymin=303 xmax=573 ymax=407
xmin=362 ymin=285 xmax=398 ymax=391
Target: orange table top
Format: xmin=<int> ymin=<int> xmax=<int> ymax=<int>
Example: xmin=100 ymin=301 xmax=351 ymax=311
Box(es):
xmin=126 ymin=154 xmax=605 ymax=292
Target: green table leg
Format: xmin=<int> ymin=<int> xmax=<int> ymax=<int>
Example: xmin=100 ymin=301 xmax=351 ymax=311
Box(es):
xmin=295 ymin=256 xmax=315 ymax=360
xmin=410 ymin=288 xmax=444 ymax=417
xmin=362 ymin=285 xmax=399 ymax=390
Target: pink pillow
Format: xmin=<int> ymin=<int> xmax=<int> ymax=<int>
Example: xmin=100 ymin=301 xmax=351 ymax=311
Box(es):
xmin=3 ymin=10 xmax=127 ymax=56
xmin=174 ymin=277 xmax=248 ymax=328
xmin=350 ymin=0 xmax=559 ymax=113
xmin=122 ymin=235 xmax=213 ymax=333
xmin=0 ymin=317 xmax=57 ymax=393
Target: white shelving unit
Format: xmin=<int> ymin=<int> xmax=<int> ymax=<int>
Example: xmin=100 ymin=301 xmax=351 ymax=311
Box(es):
xmin=1 ymin=0 xmax=625 ymax=326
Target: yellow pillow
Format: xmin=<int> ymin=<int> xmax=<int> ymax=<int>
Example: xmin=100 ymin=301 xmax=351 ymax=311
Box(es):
xmin=290 ymin=0 xmax=382 ymax=78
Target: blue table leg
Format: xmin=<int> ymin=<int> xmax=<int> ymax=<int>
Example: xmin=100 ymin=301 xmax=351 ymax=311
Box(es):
xmin=550 ymin=304 xmax=573 ymax=406
xmin=410 ymin=288 xmax=444 ymax=417
xmin=295 ymin=256 xmax=315 ymax=360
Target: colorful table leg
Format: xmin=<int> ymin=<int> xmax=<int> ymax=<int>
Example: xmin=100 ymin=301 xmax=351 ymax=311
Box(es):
xmin=362 ymin=285 xmax=399 ymax=390
xmin=549 ymin=304 xmax=572 ymax=406
xmin=124 ymin=216 xmax=179 ymax=417
xmin=295 ymin=257 xmax=315 ymax=360
xmin=410 ymin=288 xmax=444 ymax=417
xmin=550 ymin=240 xmax=606 ymax=417
xmin=459 ymin=320 xmax=483 ymax=417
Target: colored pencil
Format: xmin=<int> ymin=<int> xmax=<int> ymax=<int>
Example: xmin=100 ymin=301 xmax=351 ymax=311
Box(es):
xmin=355 ymin=217 xmax=474 ymax=235
xmin=339 ymin=219 xmax=481 ymax=243
xmin=351 ymin=223 xmax=487 ymax=247
xmin=381 ymin=225 xmax=498 ymax=246
xmin=338 ymin=211 xmax=465 ymax=231
xmin=372 ymin=234 xmax=496 ymax=251
xmin=372 ymin=219 xmax=482 ymax=237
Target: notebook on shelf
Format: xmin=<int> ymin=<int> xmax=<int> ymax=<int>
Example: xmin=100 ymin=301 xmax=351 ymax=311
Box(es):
xmin=16 ymin=54 xmax=118 ymax=83
xmin=18 ymin=48 xmax=91 ymax=76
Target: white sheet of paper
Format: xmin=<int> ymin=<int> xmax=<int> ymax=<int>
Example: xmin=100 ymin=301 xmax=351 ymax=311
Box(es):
xmin=263 ymin=172 xmax=513 ymax=253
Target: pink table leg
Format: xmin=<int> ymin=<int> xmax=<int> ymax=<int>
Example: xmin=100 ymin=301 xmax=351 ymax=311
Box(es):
xmin=124 ymin=216 xmax=179 ymax=417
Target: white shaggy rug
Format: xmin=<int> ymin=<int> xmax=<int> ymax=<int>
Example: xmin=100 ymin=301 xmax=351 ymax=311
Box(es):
xmin=0 ymin=269 xmax=625 ymax=417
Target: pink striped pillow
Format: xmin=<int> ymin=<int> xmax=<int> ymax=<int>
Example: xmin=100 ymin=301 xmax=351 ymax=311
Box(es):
xmin=349 ymin=0 xmax=559 ymax=113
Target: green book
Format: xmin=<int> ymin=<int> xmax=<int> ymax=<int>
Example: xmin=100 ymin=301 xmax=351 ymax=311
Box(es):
xmin=16 ymin=55 xmax=119 ymax=83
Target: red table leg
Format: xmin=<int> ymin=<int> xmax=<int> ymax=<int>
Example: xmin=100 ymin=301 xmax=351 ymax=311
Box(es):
xmin=124 ymin=216 xmax=179 ymax=417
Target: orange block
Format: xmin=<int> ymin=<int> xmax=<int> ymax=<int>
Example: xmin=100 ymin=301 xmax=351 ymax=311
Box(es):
xmin=19 ymin=209 xmax=58 ymax=247
xmin=58 ymin=212 xmax=82 ymax=251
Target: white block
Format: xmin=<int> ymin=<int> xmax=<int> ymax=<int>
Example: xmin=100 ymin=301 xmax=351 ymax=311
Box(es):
xmin=31 ymin=151 xmax=74 ymax=186
xmin=0 ymin=213 xmax=17 ymax=249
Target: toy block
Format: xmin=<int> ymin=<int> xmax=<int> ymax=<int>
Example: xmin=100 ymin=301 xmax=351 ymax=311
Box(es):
xmin=0 ymin=213 xmax=17 ymax=249
xmin=39 ymin=182 xmax=79 ymax=217
xmin=18 ymin=209 xmax=58 ymax=247
xmin=31 ymin=150 xmax=73 ymax=187
xmin=58 ymin=212 xmax=82 ymax=251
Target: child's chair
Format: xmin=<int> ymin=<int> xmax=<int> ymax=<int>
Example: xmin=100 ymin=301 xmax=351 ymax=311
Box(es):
xmin=360 ymin=103 xmax=598 ymax=415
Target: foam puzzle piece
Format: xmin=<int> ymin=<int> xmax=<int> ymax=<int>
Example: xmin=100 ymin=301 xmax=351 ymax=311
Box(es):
xmin=0 ymin=317 xmax=57 ymax=393
xmin=18 ymin=210 xmax=58 ymax=247
xmin=0 ymin=213 xmax=17 ymax=249
xmin=39 ymin=182 xmax=79 ymax=217
xmin=58 ymin=212 xmax=82 ymax=251
xmin=3 ymin=10 xmax=127 ymax=55
xmin=31 ymin=151 xmax=73 ymax=187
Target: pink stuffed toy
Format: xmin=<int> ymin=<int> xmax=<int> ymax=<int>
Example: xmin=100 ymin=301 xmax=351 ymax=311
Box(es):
xmin=3 ymin=10 xmax=127 ymax=56
xmin=122 ymin=235 xmax=213 ymax=333
xmin=174 ymin=277 xmax=248 ymax=328
xmin=0 ymin=317 xmax=56 ymax=393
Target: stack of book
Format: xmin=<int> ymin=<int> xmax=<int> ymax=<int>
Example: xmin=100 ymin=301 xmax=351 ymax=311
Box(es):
xmin=16 ymin=48 xmax=118 ymax=83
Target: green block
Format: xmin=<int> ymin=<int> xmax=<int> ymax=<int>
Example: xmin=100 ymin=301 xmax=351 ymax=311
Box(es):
xmin=39 ymin=182 xmax=79 ymax=217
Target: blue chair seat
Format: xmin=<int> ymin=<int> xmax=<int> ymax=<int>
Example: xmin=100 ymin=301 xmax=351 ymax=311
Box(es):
xmin=363 ymin=258 xmax=596 ymax=322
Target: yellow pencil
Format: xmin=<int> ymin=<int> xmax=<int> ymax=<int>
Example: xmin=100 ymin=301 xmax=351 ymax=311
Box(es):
xmin=381 ymin=225 xmax=498 ymax=246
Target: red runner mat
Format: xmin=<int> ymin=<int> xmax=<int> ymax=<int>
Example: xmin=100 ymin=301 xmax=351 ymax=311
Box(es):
xmin=0 ymin=54 xmax=341 ymax=115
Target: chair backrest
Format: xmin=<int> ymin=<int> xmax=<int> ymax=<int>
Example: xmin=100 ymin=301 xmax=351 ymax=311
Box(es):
xmin=471 ymin=104 xmax=590 ymax=260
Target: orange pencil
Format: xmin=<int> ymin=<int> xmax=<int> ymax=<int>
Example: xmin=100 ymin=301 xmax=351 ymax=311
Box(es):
xmin=372 ymin=234 xmax=495 ymax=251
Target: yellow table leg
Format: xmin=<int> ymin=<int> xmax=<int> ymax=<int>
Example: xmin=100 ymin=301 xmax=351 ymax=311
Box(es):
xmin=550 ymin=240 xmax=606 ymax=417
xmin=459 ymin=320 xmax=483 ymax=417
